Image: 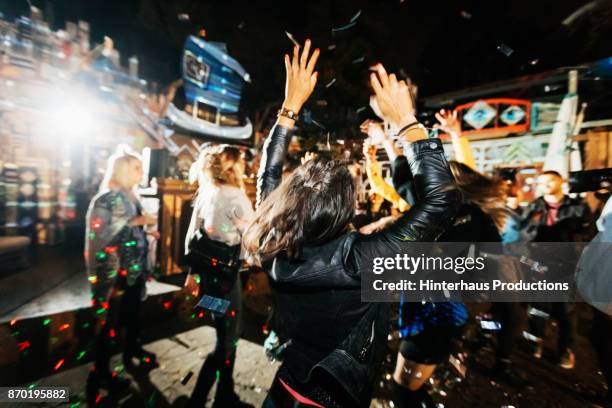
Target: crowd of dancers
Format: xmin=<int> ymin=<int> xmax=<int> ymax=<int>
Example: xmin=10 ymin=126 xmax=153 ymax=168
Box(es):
xmin=84 ymin=40 xmax=611 ymax=407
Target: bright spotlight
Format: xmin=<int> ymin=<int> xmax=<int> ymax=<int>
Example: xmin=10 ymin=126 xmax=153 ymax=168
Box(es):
xmin=45 ymin=105 xmax=94 ymax=139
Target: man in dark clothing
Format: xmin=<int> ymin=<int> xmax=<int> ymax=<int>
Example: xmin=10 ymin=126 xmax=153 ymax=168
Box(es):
xmin=521 ymin=170 xmax=592 ymax=369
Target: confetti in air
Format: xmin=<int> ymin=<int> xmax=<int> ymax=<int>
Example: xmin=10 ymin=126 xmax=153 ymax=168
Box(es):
xmin=325 ymin=78 xmax=337 ymax=88
xmin=310 ymin=118 xmax=326 ymax=130
xmin=181 ymin=371 xmax=194 ymax=385
xmin=285 ymin=31 xmax=300 ymax=47
xmin=497 ymin=43 xmax=514 ymax=57
xmin=350 ymin=9 xmax=362 ymax=23
xmin=332 ymin=21 xmax=357 ymax=34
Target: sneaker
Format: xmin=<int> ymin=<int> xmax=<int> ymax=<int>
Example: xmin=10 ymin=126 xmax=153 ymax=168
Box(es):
xmin=559 ymin=348 xmax=575 ymax=369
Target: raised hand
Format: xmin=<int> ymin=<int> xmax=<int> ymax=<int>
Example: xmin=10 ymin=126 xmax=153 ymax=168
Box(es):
xmin=283 ymin=39 xmax=320 ymax=114
xmin=434 ymin=109 xmax=461 ymax=136
xmin=370 ymin=64 xmax=416 ymax=129
xmin=360 ymin=120 xmax=386 ymax=145
xmin=301 ymin=151 xmax=317 ymax=165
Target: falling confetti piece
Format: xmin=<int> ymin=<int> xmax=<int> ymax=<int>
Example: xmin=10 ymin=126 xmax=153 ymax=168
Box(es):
xmin=352 ymin=56 xmax=365 ymax=64
xmin=177 ymin=13 xmax=190 ymax=21
xmin=325 ymin=78 xmax=336 ymax=88
xmin=356 ymin=106 xmax=367 ymax=113
xmin=327 ymin=44 xmax=336 ymax=50
xmin=237 ymin=21 xmax=245 ymax=29
xmin=497 ymin=43 xmax=514 ymax=57
xmin=311 ymin=118 xmax=326 ymax=130
xmin=350 ymin=9 xmax=362 ymax=23
xmin=285 ymin=31 xmax=300 ymax=47
xmin=181 ymin=371 xmax=194 ymax=385
xmin=332 ymin=21 xmax=357 ymax=33
xmin=460 ymin=10 xmax=472 ymax=19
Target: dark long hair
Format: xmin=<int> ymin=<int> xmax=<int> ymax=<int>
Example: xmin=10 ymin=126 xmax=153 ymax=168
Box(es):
xmin=449 ymin=161 xmax=509 ymax=230
xmin=243 ymin=157 xmax=355 ymax=261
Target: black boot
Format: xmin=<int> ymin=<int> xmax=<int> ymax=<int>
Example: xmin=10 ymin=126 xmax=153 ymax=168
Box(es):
xmin=212 ymin=356 xmax=253 ymax=408
xmin=187 ymin=353 xmax=219 ymax=408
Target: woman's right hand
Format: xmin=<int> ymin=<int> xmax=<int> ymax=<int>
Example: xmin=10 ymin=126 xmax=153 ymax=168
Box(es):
xmin=282 ymin=39 xmax=320 ymax=115
xmin=370 ymin=64 xmax=417 ymax=131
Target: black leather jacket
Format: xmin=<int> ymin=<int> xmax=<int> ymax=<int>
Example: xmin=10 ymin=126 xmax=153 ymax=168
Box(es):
xmin=256 ymin=124 xmax=460 ymax=406
xmin=520 ymin=195 xmax=592 ymax=242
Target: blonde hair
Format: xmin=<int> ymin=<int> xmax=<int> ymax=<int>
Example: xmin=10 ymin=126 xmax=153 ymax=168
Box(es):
xmin=100 ymin=144 xmax=142 ymax=192
xmin=189 ymin=144 xmax=243 ymax=189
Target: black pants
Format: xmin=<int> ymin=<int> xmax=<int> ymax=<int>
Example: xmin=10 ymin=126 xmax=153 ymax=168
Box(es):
xmin=529 ymin=302 xmax=576 ymax=351
xmin=188 ymin=275 xmax=242 ymax=406
xmin=493 ymin=302 xmax=526 ymax=362
xmin=94 ymin=276 xmax=144 ymax=375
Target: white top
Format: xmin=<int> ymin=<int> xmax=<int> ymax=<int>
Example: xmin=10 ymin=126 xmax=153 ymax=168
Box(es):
xmin=194 ymin=184 xmax=254 ymax=249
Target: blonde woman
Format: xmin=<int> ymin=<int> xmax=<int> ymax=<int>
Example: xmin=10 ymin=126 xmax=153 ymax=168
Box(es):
xmin=84 ymin=146 xmax=157 ymax=401
xmin=184 ymin=144 xmax=254 ymax=408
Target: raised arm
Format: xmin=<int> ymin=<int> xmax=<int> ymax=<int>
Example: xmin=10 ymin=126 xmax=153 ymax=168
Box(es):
xmin=255 ymin=39 xmax=319 ymax=209
xmin=434 ymin=109 xmax=476 ymax=170
xmin=362 ymin=137 xmax=409 ymax=212
xmin=347 ymin=65 xmax=460 ymax=273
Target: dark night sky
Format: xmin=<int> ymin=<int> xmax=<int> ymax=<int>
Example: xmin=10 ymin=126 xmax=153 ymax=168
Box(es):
xmin=2 ymin=0 xmax=612 ymax=128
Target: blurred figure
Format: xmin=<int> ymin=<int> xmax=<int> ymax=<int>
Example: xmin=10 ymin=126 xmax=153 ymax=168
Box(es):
xmin=580 ymin=194 xmax=612 ymax=406
xmin=84 ymin=146 xmax=158 ymax=402
xmin=521 ymin=170 xmax=592 ymax=369
xmin=184 ymin=145 xmax=254 ymax=408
